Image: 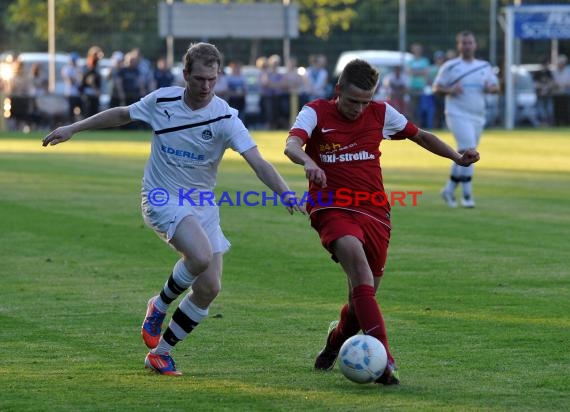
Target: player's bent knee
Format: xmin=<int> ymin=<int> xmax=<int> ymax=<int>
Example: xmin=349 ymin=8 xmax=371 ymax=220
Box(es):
xmin=185 ymin=252 xmax=213 ymax=274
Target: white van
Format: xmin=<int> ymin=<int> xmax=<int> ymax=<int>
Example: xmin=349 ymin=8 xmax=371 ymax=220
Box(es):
xmin=334 ymin=50 xmax=413 ymax=77
xmin=333 ymin=50 xmax=414 ymax=100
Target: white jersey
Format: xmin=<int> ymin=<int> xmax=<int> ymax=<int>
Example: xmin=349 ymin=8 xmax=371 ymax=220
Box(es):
xmin=130 ymin=86 xmax=256 ymax=203
xmin=433 ymin=57 xmax=498 ymax=120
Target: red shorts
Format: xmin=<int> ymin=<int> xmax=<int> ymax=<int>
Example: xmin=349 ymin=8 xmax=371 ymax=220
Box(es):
xmin=310 ymin=208 xmax=391 ymax=277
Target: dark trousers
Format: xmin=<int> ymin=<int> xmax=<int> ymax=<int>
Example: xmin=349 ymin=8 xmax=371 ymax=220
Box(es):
xmin=553 ymin=94 xmax=570 ymax=126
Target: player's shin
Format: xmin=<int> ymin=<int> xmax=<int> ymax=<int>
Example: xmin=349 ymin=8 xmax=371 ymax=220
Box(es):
xmin=330 ymin=303 xmax=360 ymax=349
xmin=156 ymin=258 xmax=197 ymax=311
xmin=153 ymin=294 xmax=208 ymax=355
xmin=351 ymin=284 xmax=394 ymax=363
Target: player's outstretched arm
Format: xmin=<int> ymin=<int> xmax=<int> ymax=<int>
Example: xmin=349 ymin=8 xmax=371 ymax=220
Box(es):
xmin=42 ymin=106 xmax=132 ymax=147
xmin=408 ymin=129 xmax=480 ymax=167
xmin=284 ymin=136 xmax=327 ymax=188
xmin=241 ymin=146 xmax=306 ymax=215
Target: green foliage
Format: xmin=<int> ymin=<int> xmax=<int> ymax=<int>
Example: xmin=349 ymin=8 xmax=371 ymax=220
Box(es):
xmin=2 ymin=0 xmax=570 ymax=65
xmin=181 ymin=0 xmax=359 ymax=39
xmin=5 ymin=0 xmax=163 ymax=55
xmin=298 ymin=0 xmax=358 ymax=39
xmin=3 ymin=0 xmax=361 ymax=52
xmin=6 ymin=0 xmax=47 ymax=50
xmin=1 ymin=128 xmax=569 ymax=411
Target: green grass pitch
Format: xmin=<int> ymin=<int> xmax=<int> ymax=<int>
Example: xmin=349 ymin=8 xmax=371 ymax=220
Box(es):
xmin=0 ymin=128 xmax=569 ymax=411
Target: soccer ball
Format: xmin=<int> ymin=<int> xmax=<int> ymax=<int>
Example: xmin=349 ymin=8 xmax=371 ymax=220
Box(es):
xmin=338 ymin=335 xmax=387 ymax=384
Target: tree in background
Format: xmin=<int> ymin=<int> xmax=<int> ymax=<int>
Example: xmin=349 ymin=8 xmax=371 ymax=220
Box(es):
xmin=3 ymin=0 xmax=359 ymax=54
xmin=4 ymin=0 xmax=162 ymax=57
xmin=2 ymin=0 xmax=568 ymax=67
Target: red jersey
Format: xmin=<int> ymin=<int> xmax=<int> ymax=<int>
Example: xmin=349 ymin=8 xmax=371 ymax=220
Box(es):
xmin=289 ymin=98 xmax=419 ymax=227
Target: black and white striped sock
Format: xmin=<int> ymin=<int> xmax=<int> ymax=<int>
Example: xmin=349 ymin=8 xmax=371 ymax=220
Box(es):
xmin=155 ymin=259 xmax=196 ymax=312
xmin=153 ymin=295 xmax=208 ymax=355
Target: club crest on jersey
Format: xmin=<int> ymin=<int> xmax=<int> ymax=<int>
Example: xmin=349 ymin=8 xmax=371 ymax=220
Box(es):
xmin=202 ymin=130 xmax=213 ymax=141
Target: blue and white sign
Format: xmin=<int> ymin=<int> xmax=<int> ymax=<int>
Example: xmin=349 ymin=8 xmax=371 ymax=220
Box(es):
xmin=514 ymin=6 xmax=570 ymax=39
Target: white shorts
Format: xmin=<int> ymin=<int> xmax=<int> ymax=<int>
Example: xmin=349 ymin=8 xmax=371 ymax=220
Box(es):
xmin=446 ymin=114 xmax=485 ymax=151
xmin=141 ymin=195 xmax=231 ymax=254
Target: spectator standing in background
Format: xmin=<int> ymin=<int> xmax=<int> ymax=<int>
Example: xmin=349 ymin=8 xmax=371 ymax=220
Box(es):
xmin=407 ymin=43 xmax=430 ymax=125
xmin=445 ymin=49 xmax=457 ymax=61
xmin=115 ymin=51 xmax=145 ymax=106
xmin=382 ymin=65 xmax=409 ymax=115
xmin=130 ymin=48 xmax=153 ymax=95
xmin=108 ymin=51 xmax=125 ymax=108
xmin=115 ymin=51 xmax=146 ymax=129
xmin=61 ymin=52 xmax=83 ymax=121
xmin=214 ymin=67 xmax=229 ymax=101
xmin=256 ymin=56 xmax=270 ymax=129
xmin=226 ymin=61 xmax=247 ymax=123
xmin=430 ymin=51 xmax=447 ymax=129
xmin=261 ymin=54 xmax=284 ymax=130
xmin=281 ymin=56 xmax=306 ymax=128
xmin=305 ymin=54 xmax=329 ymax=103
xmin=6 ymin=59 xmax=33 ymax=131
xmin=552 ymin=54 xmax=570 ymax=126
xmin=533 ymin=56 xmax=555 ymax=126
xmin=30 ymin=63 xmax=48 ymax=97
xmin=80 ymin=46 xmax=103 ymax=117
xmin=151 ymin=57 xmax=174 ymax=91
xmin=29 ymin=62 xmax=49 ymax=128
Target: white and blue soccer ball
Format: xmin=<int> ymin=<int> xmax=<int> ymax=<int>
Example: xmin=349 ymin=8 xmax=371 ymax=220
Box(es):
xmin=338 ymin=335 xmax=388 ymax=384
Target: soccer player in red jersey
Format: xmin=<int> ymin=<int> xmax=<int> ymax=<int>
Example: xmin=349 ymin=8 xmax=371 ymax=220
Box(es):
xmin=285 ymin=59 xmax=479 ymax=385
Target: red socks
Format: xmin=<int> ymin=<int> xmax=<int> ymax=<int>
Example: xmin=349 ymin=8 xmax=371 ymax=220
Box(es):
xmin=330 ymin=303 xmax=360 ymax=349
xmin=350 ymin=284 xmax=394 ymax=363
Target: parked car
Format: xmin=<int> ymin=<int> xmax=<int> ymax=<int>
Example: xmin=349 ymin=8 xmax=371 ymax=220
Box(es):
xmin=333 ymin=50 xmax=414 ymax=100
xmin=486 ymin=65 xmax=539 ymax=127
xmin=1 ymin=52 xmax=71 ymax=130
xmin=0 ymin=51 xmax=70 ymax=95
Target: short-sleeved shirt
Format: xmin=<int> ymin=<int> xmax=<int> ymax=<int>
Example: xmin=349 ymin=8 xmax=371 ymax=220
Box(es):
xmin=433 ymin=58 xmax=498 ymax=120
xmin=129 ymin=86 xmax=256 ymax=205
xmin=407 ymin=56 xmax=431 ymax=92
xmin=289 ymin=98 xmax=418 ymax=228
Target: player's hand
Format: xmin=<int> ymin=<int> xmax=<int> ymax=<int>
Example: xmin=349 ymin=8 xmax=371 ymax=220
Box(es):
xmin=304 ymin=160 xmax=327 ymax=188
xmin=42 ymin=126 xmax=74 ymax=147
xmin=282 ymin=192 xmax=307 ymax=215
xmin=450 ymin=83 xmax=463 ymax=96
xmin=456 ymin=149 xmax=480 ymax=166
xmin=484 ymin=81 xmax=499 ymax=94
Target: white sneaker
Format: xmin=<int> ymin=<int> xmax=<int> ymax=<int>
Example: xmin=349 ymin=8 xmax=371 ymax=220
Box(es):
xmin=441 ymin=190 xmax=458 ymax=208
xmin=460 ymin=197 xmax=475 ymax=208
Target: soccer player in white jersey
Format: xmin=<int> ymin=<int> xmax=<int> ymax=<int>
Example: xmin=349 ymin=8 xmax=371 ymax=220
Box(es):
xmin=43 ymin=42 xmax=304 ymax=376
xmin=433 ymin=31 xmax=500 ymax=208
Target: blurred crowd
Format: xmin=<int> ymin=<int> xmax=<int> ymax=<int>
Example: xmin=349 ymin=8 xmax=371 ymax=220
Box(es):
xmin=382 ymin=43 xmax=570 ymax=128
xmin=242 ymin=53 xmax=330 ymax=130
xmin=0 ymin=45 xmax=333 ymax=132
xmin=0 ymin=46 xmax=176 ymax=132
xmin=532 ymin=54 xmax=570 ymax=126
xmin=2 ymin=42 xmax=570 ymax=132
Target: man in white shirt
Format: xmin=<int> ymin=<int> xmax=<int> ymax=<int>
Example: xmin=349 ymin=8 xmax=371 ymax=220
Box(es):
xmin=433 ymin=31 xmax=499 ymax=208
xmin=43 ymin=42 xmax=304 ymax=376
